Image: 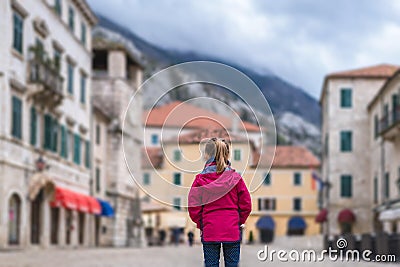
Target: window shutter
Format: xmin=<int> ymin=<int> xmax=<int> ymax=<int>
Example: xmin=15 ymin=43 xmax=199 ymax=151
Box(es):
xmin=52 ymin=118 xmax=58 ymax=152
xmin=43 ymin=114 xmax=52 ymax=150
xmin=12 ymin=96 xmax=22 ymax=139
xmin=60 ymin=125 xmax=68 ymax=158
xmin=85 ymin=140 xmax=90 ymax=168
xmin=74 ymin=134 xmax=81 ymax=165
xmin=258 ymin=198 xmax=262 ymax=211
xmin=30 ymin=107 xmax=37 ymax=145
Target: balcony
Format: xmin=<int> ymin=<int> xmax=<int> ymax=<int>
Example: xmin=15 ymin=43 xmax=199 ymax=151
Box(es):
xmin=27 ymin=46 xmax=64 ymax=109
xmin=379 ymin=107 xmax=400 ymax=140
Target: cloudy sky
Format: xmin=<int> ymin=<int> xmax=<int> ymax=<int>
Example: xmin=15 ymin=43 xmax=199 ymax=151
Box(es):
xmin=87 ymin=0 xmax=400 ymax=99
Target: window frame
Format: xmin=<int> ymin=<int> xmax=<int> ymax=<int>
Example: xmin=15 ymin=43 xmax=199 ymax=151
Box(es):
xmin=293 ymin=172 xmax=302 ymax=186
xmin=233 ymin=149 xmax=241 ymax=161
xmin=340 ymin=130 xmax=352 ymax=152
xmin=173 ymin=172 xmax=182 ymax=185
xmin=12 ymin=11 xmax=24 ymax=54
xmin=340 ymin=88 xmax=352 ymax=108
xmin=340 ymin=175 xmax=353 ymax=198
xmin=11 ymin=96 xmax=23 ymax=140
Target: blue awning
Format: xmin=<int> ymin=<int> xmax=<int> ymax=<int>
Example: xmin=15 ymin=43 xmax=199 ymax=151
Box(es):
xmin=256 ymin=216 xmax=275 ymax=230
xmin=97 ymin=199 xmax=115 ymax=217
xmin=288 ymin=216 xmax=307 ymax=230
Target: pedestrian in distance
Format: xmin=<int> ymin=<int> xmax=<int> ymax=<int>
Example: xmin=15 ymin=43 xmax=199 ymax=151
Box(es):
xmin=188 ymin=231 xmax=194 ymax=246
xmin=188 ymin=138 xmax=252 ymax=267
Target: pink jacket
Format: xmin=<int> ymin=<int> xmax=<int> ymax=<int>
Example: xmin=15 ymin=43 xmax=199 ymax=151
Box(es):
xmin=188 ymin=169 xmax=252 ymax=243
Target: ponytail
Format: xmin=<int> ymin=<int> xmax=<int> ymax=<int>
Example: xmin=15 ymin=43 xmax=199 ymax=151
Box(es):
xmin=215 ymin=139 xmax=230 ymax=173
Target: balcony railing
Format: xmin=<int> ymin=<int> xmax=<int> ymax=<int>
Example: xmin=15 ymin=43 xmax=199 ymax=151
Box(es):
xmin=379 ymin=107 xmax=400 ymax=135
xmin=28 ymin=58 xmax=64 ymax=94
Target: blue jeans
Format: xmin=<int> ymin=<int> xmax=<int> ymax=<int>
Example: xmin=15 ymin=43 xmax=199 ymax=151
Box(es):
xmin=202 ymin=242 xmax=240 ymax=267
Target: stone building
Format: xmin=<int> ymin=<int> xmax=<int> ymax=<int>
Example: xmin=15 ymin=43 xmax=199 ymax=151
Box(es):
xmin=91 ymin=26 xmax=145 ymax=247
xmin=0 ymin=0 xmax=97 ymax=248
xmin=368 ymin=69 xmax=400 ymax=234
xmin=320 ymin=64 xmax=399 ymax=236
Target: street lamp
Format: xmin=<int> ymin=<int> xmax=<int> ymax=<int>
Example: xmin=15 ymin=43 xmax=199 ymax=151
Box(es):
xmin=35 ymin=155 xmax=49 ymax=172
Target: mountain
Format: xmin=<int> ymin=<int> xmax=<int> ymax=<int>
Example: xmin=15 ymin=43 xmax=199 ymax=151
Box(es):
xmin=96 ymin=14 xmax=322 ymax=155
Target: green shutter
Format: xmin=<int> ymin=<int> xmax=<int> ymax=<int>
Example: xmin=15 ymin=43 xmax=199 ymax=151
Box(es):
xmin=80 ymin=74 xmax=86 ymax=104
xmin=384 ymin=173 xmax=390 ymax=198
xmin=52 ymin=118 xmax=58 ymax=152
xmin=43 ymin=114 xmax=52 ymax=150
xmin=95 ymin=168 xmax=100 ymax=192
xmin=11 ymin=96 xmax=22 ymax=139
xmin=81 ymin=23 xmax=86 ymax=45
xmin=74 ymin=134 xmax=81 ymax=165
xmin=264 ymin=173 xmax=271 ymax=185
xmin=340 ymin=175 xmax=352 ymax=197
xmin=68 ymin=7 xmax=74 ymax=31
xmin=173 ymin=173 xmax=181 ymax=185
xmin=294 ymin=172 xmax=301 ymax=185
xmin=340 ymin=88 xmax=352 ymax=108
xmin=60 ymin=125 xmax=68 ymax=158
xmin=30 ymin=107 xmax=37 ymax=145
xmin=13 ymin=12 xmax=23 ymax=54
xmin=173 ymin=150 xmax=181 ymax=161
xmin=54 ymin=0 xmax=62 ymax=16
xmin=340 ymin=131 xmax=352 ymax=152
xmin=67 ymin=64 xmax=74 ymax=94
xmin=85 ymin=140 xmax=90 ymax=168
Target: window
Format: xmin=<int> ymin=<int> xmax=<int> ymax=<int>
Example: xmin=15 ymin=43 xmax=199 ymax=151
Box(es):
xmin=340 ymin=131 xmax=352 ymax=152
xmin=173 ymin=173 xmax=181 ymax=185
xmin=80 ymin=22 xmax=86 ymax=46
xmin=293 ymin=172 xmax=302 ymax=186
xmin=95 ymin=124 xmax=100 ymax=145
xmin=68 ymin=6 xmax=74 ymax=32
xmin=54 ymin=0 xmax=62 ymax=16
xmin=173 ymin=149 xmax=181 ymax=161
xmin=84 ymin=140 xmax=90 ymax=168
xmin=374 ymin=176 xmax=378 ymax=204
xmin=340 ymin=175 xmax=352 ymax=198
xmin=374 ymin=115 xmax=379 ymax=139
xmin=384 ymin=172 xmax=390 ymax=199
xmin=80 ymin=74 xmax=86 ymax=104
xmin=95 ymin=167 xmax=100 ymax=193
xmin=30 ymin=107 xmax=37 ymax=146
xmin=60 ymin=125 xmax=68 ymax=159
xmin=151 ymin=134 xmax=158 ymax=145
xmin=53 ymin=49 xmax=61 ymax=73
xmin=67 ymin=63 xmax=74 ymax=94
xmin=234 ymin=149 xmax=241 ymax=161
xmin=43 ymin=114 xmax=58 ymax=152
xmin=173 ymin=197 xmax=181 ymax=210
xmin=73 ymin=134 xmax=81 ymax=165
xmin=340 ymin=88 xmax=352 ymax=108
xmin=13 ymin=12 xmax=24 ymax=54
xmin=293 ymin=198 xmax=302 ymax=211
xmin=258 ymin=198 xmax=276 ymax=211
xmin=324 ymin=134 xmax=329 ymax=156
xmin=263 ymin=173 xmax=271 ymax=185
xmin=143 ymin=173 xmax=150 ymax=185
xmin=392 ymin=94 xmax=399 ymax=122
xmin=11 ymin=96 xmax=22 ymax=139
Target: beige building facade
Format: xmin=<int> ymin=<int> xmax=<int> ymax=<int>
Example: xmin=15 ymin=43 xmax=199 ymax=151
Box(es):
xmin=320 ymin=64 xmax=400 ymax=236
xmin=0 ymin=0 xmax=97 ymax=248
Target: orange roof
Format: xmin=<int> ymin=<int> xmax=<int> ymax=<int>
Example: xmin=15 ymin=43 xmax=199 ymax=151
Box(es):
xmin=255 ymin=146 xmax=320 ymax=168
xmin=326 ymin=64 xmax=399 ymax=79
xmin=165 ymin=128 xmax=251 ymax=145
xmin=143 ymin=101 xmax=260 ymax=132
xmin=142 ymin=147 xmax=163 ymax=169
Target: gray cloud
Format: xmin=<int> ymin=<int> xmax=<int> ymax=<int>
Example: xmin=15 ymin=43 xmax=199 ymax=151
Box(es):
xmin=87 ymin=0 xmax=400 ymax=98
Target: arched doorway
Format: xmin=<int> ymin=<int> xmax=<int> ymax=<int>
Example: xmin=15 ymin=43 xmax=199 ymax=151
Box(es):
xmin=8 ymin=193 xmax=21 ymax=245
xmin=31 ymin=189 xmax=44 ymax=244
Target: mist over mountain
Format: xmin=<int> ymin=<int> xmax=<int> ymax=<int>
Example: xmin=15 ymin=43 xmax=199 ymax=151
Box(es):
xmin=96 ymin=14 xmax=322 ymax=155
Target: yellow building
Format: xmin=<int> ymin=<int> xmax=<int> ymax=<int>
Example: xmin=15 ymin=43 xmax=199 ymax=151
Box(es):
xmin=244 ymin=146 xmax=321 ymax=242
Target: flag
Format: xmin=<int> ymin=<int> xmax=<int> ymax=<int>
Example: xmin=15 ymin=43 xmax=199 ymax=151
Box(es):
xmin=311 ymin=171 xmax=323 ymax=191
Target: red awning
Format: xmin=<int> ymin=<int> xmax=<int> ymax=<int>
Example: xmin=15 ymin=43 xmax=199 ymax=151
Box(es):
xmin=50 ymin=187 xmax=78 ymax=210
xmin=50 ymin=186 xmax=100 ymax=214
xmin=315 ymin=208 xmax=328 ymax=223
xmin=337 ymin=208 xmax=356 ymax=223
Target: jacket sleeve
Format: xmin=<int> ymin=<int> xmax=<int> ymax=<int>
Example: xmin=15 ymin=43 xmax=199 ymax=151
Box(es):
xmin=237 ymin=178 xmax=252 ymax=225
xmin=188 ymin=176 xmax=203 ymax=229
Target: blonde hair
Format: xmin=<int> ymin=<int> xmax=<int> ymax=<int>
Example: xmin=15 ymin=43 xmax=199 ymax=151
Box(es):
xmin=215 ymin=139 xmax=230 ymax=173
